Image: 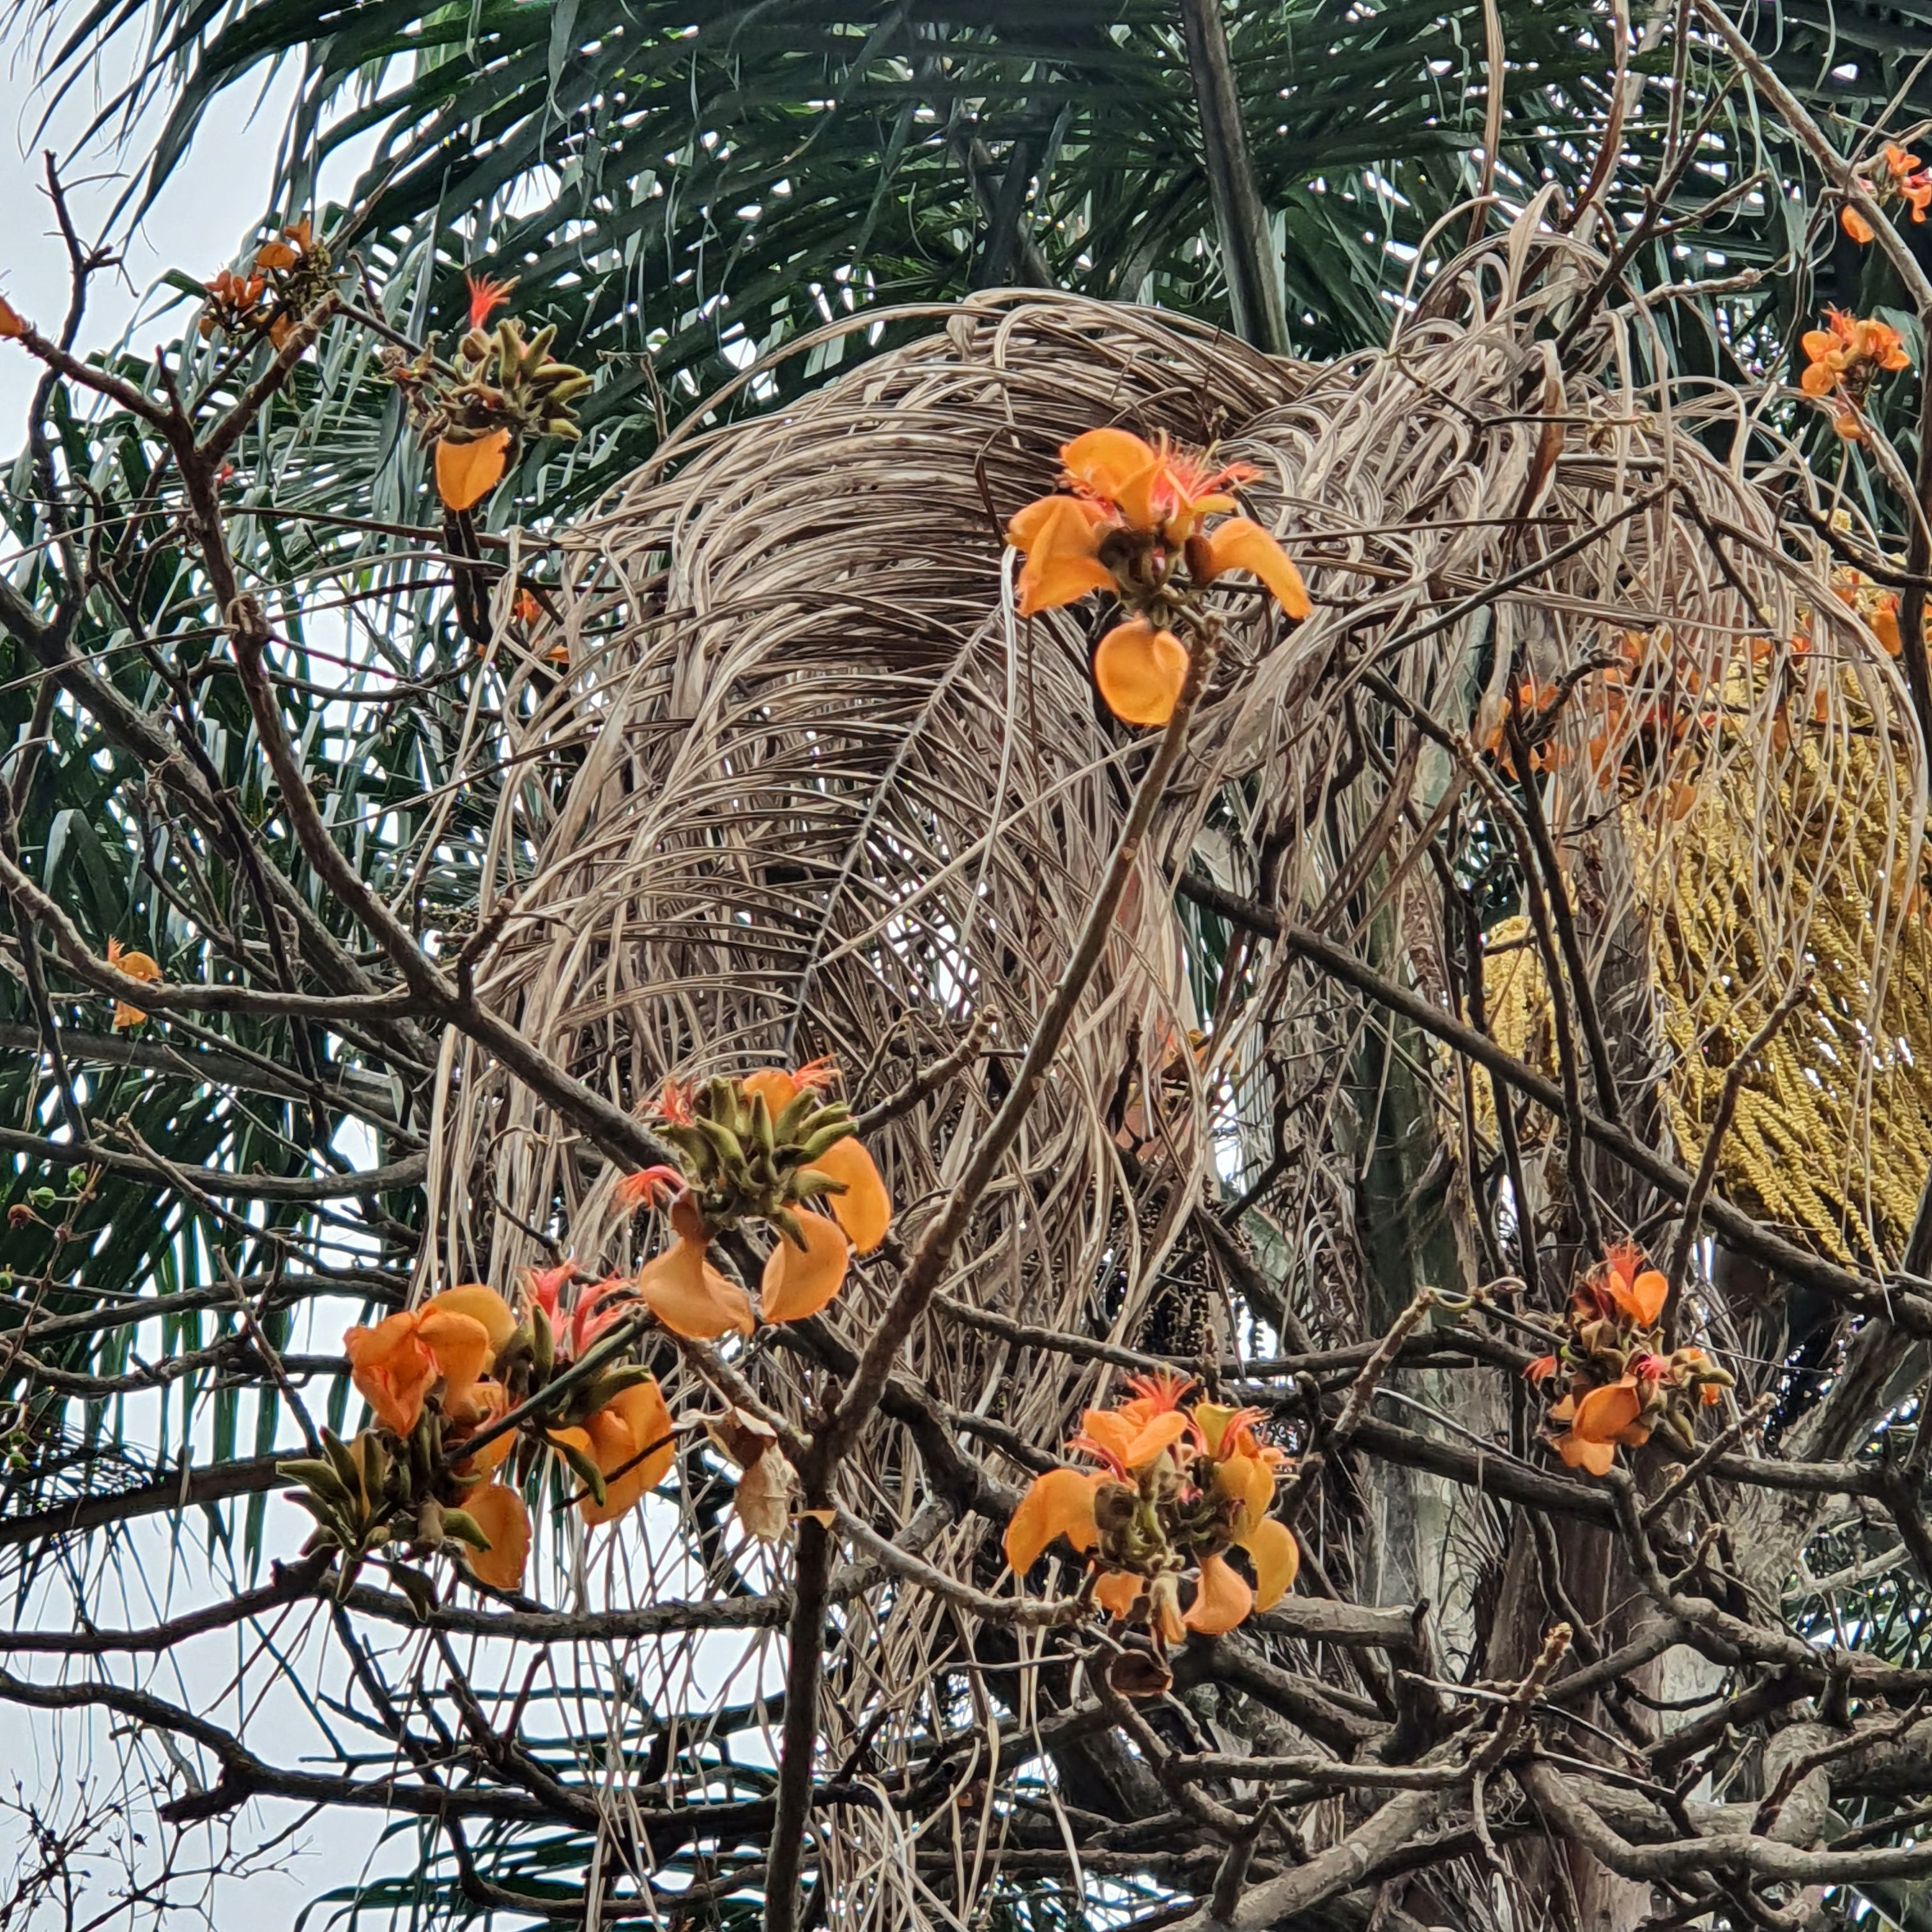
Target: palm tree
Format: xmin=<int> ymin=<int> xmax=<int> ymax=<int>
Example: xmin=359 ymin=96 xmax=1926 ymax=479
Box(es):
xmin=4 ymin=4 xmax=1932 ymax=1928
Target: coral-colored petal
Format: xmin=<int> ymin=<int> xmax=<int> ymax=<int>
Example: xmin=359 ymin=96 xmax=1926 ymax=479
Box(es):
xmin=1844 ymin=207 xmax=1876 ymax=244
xmin=1199 ymin=516 xmax=1312 ymax=619
xmin=760 ymin=1210 xmax=851 ymax=1324
xmin=810 ymin=1135 xmax=892 ymax=1254
xmin=436 ymin=429 xmax=511 ymax=513
xmin=1238 ymin=1517 xmax=1300 ymax=1612
xmin=1004 ymin=1468 xmax=1099 ymax=1572
xmin=637 ymin=1238 xmax=755 ymax=1340
xmin=462 ymin=1483 xmax=531 ymax=1592
xmin=1094 ymin=1570 xmax=1143 ymax=1620
xmin=1183 ymin=1553 xmax=1254 ymax=1636
xmin=1094 ymin=620 xmax=1189 ymax=728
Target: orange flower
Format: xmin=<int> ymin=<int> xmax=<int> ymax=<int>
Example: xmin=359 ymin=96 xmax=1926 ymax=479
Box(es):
xmin=1006 ymin=493 xmax=1119 ymax=618
xmin=760 ymin=1209 xmax=850 ymax=1323
xmin=1094 ymin=619 xmax=1190 ymax=728
xmin=1004 ymin=427 xmax=1307 ymax=647
xmin=1071 ymin=1403 xmax=1191 ymax=1479
xmin=1004 ymin=1466 xmax=1100 ymax=1572
xmin=635 ymin=1236 xmax=755 ymax=1340
xmin=1550 ymin=1374 xmax=1652 ymax=1476
xmin=461 ymin=1481 xmax=530 ymax=1592
xmin=464 ymin=270 xmax=517 ymax=331
xmin=342 ymin=1284 xmax=514 ymax=1437
xmin=1123 ymin=1371 xmax=1197 ymax=1432
xmin=576 ymin=1378 xmax=676 ymax=1526
xmin=1524 ymin=1354 xmax=1559 ymax=1384
xmin=1094 ymin=1569 xmax=1143 ymax=1619
xmin=808 ymin=1134 xmax=891 ymax=1254
xmin=0 ymin=294 xmax=27 ymax=339
xmin=1597 ymin=1241 xmax=1669 ymax=1329
xmin=105 ymin=939 xmax=161 ymax=1030
xmin=1800 ymin=309 xmax=1910 ymax=401
xmin=1060 ymin=427 xmax=1255 ymax=542
xmin=1844 ymin=205 xmax=1877 ymax=245
xmin=518 ymin=1257 xmax=577 ymax=1327
xmin=436 ymin=429 xmax=512 ymax=513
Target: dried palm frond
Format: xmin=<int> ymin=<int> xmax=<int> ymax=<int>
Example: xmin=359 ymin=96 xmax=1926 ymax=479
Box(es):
xmin=418 ymin=203 xmax=1922 ymax=1916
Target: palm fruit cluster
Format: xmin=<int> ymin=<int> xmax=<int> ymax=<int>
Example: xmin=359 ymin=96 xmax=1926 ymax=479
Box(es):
xmin=654 ymin=1076 xmax=859 ymax=1251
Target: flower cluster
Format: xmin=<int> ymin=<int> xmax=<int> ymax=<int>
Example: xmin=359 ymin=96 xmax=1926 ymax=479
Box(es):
xmin=1524 ymin=1243 xmax=1732 ymax=1477
xmin=298 ymin=1060 xmax=893 ymax=1596
xmin=104 ymin=938 xmax=161 ymax=1031
xmin=1800 ymin=309 xmax=1910 ymax=441
xmin=383 ymin=273 xmax=590 ymax=515
xmin=199 ymin=219 xmax=336 ymax=352
xmin=1005 ymin=1372 xmax=1298 ymax=1649
xmin=1005 ymin=428 xmax=1310 ymax=728
xmin=635 ymin=1062 xmax=890 ymax=1337
xmin=1842 ymin=144 xmax=1932 ymax=244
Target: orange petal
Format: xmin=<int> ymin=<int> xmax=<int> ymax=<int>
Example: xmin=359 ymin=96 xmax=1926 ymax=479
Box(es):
xmin=1182 ymin=1552 xmax=1254 ymax=1636
xmin=1574 ymin=1379 xmax=1642 ymax=1444
xmin=1626 ymin=1269 xmax=1669 ymax=1328
xmin=1556 ymin=1430 xmax=1617 ymax=1476
xmin=1094 ymin=620 xmax=1189 ymax=728
xmin=0 ymin=295 xmax=26 ymax=339
xmin=1018 ymin=551 xmax=1117 ymax=618
xmin=809 ymin=1135 xmax=892 ymax=1254
xmin=1008 ymin=492 xmax=1110 ymax=551
xmin=462 ymin=1482 xmax=531 ymax=1592
xmin=424 ymin=1284 xmax=518 ymax=1357
xmin=1004 ymin=1467 xmax=1100 ymax=1572
xmin=760 ymin=1209 xmax=850 ymax=1324
xmin=416 ymin=1308 xmax=493 ymax=1407
xmin=637 ymin=1238 xmax=755 ymax=1340
xmin=1238 ymin=1516 xmax=1299 ymax=1612
xmin=449 ymin=1379 xmax=514 ymax=1476
xmin=1060 ymin=427 xmax=1159 ymax=504
xmin=1800 ymin=362 xmax=1837 ymax=397
xmin=741 ymin=1068 xmax=800 ymax=1115
xmin=436 ymin=429 xmax=511 ymax=513
xmin=1214 ymin=1451 xmax=1276 ymax=1529
xmin=344 ymin=1314 xmax=435 ymax=1438
xmin=581 ymin=1377 xmax=675 ymax=1526
xmin=1121 ymin=1409 xmax=1191 ymax=1470
xmin=1075 ymin=1409 xmax=1138 ymax=1467
xmin=1876 ymin=600 xmax=1905 ymax=656
xmin=1844 ymin=206 xmax=1876 ymax=244
xmin=255 ymin=240 xmax=298 ymax=271
xmin=1094 ymin=1570 xmax=1144 ymax=1620
xmin=1197 ymin=516 xmax=1312 ymax=618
